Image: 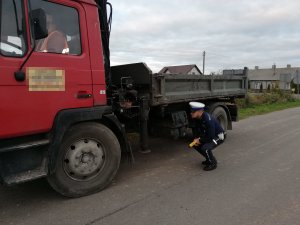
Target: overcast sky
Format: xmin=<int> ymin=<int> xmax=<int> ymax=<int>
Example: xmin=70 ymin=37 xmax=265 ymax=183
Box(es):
xmin=109 ymin=0 xmax=300 ymax=74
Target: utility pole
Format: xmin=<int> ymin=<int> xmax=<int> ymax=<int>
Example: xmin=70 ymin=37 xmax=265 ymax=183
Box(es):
xmin=202 ymin=51 xmax=206 ymax=75
xmin=297 ymin=70 xmax=299 ymax=95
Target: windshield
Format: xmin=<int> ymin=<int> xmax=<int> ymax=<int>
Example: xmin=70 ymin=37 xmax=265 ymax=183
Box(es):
xmin=0 ymin=0 xmax=27 ymax=57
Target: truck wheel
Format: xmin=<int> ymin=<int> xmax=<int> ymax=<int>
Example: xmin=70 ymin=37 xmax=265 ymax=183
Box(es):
xmin=47 ymin=123 xmax=121 ymax=197
xmin=211 ymin=107 xmax=228 ymax=132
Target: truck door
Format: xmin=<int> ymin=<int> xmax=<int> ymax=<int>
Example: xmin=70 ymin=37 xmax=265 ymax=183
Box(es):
xmin=0 ymin=0 xmax=93 ymax=139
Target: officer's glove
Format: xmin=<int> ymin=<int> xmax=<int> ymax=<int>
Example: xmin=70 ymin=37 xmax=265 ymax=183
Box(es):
xmin=218 ymin=133 xmax=225 ymax=140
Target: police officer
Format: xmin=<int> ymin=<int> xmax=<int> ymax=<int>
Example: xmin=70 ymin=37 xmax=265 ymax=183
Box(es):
xmin=189 ymin=102 xmax=225 ymax=171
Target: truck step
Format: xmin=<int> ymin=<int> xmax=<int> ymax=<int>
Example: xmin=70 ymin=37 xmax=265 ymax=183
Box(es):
xmin=0 ymin=139 xmax=50 ymax=153
xmin=2 ymin=157 xmax=48 ymax=185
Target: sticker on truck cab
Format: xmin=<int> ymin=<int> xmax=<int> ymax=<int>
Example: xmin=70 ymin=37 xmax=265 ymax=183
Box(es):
xmin=27 ymin=68 xmax=65 ymax=91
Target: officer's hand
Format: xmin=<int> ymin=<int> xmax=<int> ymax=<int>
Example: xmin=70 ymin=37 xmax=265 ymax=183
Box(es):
xmin=193 ymin=138 xmax=201 ymax=146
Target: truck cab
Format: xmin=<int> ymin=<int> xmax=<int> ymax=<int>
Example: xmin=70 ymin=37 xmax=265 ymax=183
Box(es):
xmin=0 ymin=0 xmax=130 ymax=197
xmin=0 ymin=0 xmax=107 ymax=138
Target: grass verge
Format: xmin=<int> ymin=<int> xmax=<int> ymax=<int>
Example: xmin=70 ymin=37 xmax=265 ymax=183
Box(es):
xmin=239 ymin=100 xmax=300 ymax=120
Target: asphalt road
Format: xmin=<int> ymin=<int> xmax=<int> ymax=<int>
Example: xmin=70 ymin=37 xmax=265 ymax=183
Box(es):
xmin=1 ymin=107 xmax=300 ymax=225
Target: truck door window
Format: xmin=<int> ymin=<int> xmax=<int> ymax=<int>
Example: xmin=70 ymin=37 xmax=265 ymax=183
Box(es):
xmin=30 ymin=0 xmax=81 ymax=55
xmin=0 ymin=0 xmax=27 ymax=57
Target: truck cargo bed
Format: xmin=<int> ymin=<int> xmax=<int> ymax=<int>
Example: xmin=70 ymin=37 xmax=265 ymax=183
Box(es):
xmin=111 ymin=63 xmax=247 ymax=106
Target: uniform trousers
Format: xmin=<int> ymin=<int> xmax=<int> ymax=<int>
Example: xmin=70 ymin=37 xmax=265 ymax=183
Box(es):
xmin=194 ymin=139 xmax=223 ymax=164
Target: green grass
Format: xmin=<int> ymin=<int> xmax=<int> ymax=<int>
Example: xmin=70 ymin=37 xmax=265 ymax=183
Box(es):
xmin=239 ymin=100 xmax=300 ymax=120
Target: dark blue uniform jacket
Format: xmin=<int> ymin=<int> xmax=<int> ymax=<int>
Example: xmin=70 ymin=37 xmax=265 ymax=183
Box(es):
xmin=192 ymin=112 xmax=224 ymax=143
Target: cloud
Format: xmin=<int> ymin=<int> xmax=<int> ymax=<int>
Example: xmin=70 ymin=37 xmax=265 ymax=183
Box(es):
xmin=110 ymin=0 xmax=300 ymax=73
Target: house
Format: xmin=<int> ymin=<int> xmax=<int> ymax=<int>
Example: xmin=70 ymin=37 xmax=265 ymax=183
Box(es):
xmin=223 ymin=69 xmax=245 ymax=76
xmin=248 ymin=65 xmax=300 ymax=91
xmin=159 ymin=64 xmax=202 ymax=75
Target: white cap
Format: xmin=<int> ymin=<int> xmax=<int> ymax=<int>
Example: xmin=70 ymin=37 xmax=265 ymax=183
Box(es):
xmin=189 ymin=102 xmax=205 ymax=111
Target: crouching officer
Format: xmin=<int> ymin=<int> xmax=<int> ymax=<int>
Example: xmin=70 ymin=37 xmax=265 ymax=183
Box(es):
xmin=189 ymin=102 xmax=225 ymax=171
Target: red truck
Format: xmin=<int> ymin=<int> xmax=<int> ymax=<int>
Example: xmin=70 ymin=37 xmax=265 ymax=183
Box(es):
xmin=0 ymin=0 xmax=247 ymax=197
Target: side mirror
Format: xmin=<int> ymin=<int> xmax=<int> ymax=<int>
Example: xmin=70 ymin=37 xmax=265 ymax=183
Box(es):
xmin=30 ymin=8 xmax=48 ymax=40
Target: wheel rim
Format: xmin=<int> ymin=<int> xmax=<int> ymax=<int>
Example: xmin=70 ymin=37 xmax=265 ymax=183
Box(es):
xmin=63 ymin=138 xmax=106 ymax=181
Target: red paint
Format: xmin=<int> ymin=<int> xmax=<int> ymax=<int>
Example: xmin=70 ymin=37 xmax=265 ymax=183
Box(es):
xmin=0 ymin=0 xmax=106 ymax=139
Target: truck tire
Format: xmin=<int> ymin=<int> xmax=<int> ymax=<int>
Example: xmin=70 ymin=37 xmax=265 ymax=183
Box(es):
xmin=47 ymin=123 xmax=121 ymax=197
xmin=211 ymin=107 xmax=228 ymax=132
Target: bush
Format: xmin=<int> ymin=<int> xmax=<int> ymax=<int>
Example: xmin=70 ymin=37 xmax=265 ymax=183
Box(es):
xmin=236 ymin=98 xmax=247 ymax=109
xmin=237 ymin=90 xmax=295 ymax=108
xmin=263 ymin=89 xmax=294 ymax=104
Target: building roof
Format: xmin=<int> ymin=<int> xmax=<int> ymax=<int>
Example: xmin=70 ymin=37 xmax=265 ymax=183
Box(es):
xmin=159 ymin=64 xmax=202 ymax=74
xmin=248 ymin=66 xmax=300 ymax=82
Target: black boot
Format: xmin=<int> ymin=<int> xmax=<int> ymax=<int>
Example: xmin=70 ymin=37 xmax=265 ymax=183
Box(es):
xmin=197 ymin=151 xmax=209 ymax=165
xmin=202 ymin=160 xmax=210 ymax=166
xmin=203 ymin=163 xmax=217 ymax=171
xmin=203 ymin=154 xmax=217 ymax=171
